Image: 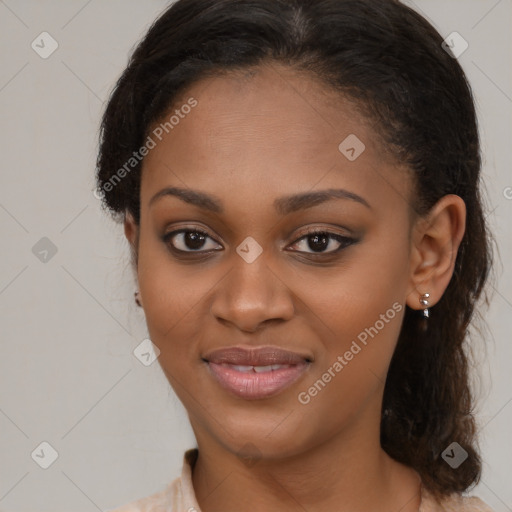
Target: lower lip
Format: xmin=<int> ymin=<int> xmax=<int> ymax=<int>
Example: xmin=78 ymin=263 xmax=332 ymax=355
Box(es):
xmin=206 ymin=362 xmax=310 ymax=400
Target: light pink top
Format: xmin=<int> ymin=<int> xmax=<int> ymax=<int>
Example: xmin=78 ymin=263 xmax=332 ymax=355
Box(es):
xmin=107 ymin=448 xmax=494 ymax=512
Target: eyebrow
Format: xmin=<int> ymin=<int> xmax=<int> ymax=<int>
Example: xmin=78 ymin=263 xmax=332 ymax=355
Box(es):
xmin=148 ymin=186 xmax=371 ymax=214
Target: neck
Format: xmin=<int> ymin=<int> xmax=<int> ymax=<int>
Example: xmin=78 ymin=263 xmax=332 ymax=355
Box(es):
xmin=190 ymin=403 xmax=422 ymax=512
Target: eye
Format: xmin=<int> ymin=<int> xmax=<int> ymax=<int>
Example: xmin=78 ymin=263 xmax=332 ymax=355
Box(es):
xmin=163 ymin=228 xmax=223 ymax=253
xmin=162 ymin=226 xmax=356 ymax=257
xmin=288 ymin=229 xmax=356 ymax=255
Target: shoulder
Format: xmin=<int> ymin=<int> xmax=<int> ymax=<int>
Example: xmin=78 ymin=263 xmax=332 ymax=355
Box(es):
xmin=106 ymin=448 xmax=200 ymax=512
xmin=105 ymin=476 xmax=182 ymax=512
xmin=444 ymin=494 xmax=494 ymax=512
xmin=421 ymin=486 xmax=495 ymax=512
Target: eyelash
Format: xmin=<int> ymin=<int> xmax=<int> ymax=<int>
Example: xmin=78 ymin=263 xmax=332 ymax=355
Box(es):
xmin=162 ymin=227 xmax=357 ymax=258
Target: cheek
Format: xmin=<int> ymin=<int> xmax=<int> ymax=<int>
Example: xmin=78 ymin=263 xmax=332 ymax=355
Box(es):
xmin=136 ymin=231 xmax=207 ymax=350
xmin=296 ymin=283 xmax=405 ymax=403
xmin=293 ymin=233 xmax=410 ymax=402
xmin=296 ymin=234 xmax=409 ymax=340
xmin=292 ymin=289 xmax=406 ymax=445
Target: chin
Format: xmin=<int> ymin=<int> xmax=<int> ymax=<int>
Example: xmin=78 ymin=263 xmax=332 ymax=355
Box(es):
xmin=200 ymin=408 xmax=317 ymax=460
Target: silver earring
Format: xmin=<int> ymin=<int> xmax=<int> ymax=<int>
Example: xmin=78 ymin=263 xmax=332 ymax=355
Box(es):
xmin=419 ymin=292 xmax=430 ymax=318
xmin=134 ymin=291 xmax=142 ymax=307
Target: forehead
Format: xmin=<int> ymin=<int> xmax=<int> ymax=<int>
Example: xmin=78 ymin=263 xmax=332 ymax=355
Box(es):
xmin=140 ymin=62 xmax=410 ymax=215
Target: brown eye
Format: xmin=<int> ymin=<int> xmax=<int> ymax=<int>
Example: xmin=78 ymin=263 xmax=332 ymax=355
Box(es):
xmin=163 ymin=229 xmax=222 ymax=253
xmin=289 ymin=230 xmax=355 ymax=254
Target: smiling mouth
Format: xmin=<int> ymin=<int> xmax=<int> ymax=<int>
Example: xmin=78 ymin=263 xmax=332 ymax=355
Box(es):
xmin=202 ymin=345 xmax=313 ymax=400
xmin=217 ymin=363 xmax=295 ymax=372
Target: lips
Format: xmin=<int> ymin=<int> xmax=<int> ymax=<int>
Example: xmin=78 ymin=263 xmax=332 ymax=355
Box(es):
xmin=203 ymin=345 xmax=312 ymax=400
xmin=203 ymin=346 xmax=312 ymax=366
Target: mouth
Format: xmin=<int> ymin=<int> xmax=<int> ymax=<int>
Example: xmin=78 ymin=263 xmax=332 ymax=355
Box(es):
xmin=202 ymin=345 xmax=312 ymax=400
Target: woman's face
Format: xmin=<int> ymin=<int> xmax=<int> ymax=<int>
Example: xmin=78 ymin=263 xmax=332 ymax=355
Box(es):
xmin=128 ymin=63 xmax=419 ymax=460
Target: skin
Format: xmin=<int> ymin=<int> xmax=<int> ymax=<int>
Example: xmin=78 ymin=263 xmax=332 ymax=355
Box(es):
xmin=124 ymin=62 xmax=466 ymax=512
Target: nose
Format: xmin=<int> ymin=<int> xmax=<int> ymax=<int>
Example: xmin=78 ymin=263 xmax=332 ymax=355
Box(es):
xmin=210 ymin=250 xmax=295 ymax=333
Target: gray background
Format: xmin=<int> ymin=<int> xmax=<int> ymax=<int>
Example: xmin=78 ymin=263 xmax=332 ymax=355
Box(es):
xmin=0 ymin=1 xmax=510 ymax=511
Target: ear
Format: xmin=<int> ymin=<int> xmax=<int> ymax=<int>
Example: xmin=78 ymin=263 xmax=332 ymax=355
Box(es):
xmin=406 ymin=194 xmax=466 ymax=311
xmin=124 ymin=210 xmax=139 ymax=268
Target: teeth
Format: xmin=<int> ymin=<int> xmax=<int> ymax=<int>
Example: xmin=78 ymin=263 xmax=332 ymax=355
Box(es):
xmin=225 ymin=364 xmax=291 ymax=372
xmin=230 ymin=365 xmax=254 ymax=372
xmin=253 ymin=365 xmax=274 ymax=373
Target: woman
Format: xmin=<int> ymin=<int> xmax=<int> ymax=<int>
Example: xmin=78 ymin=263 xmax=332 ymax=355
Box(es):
xmin=97 ymin=0 xmax=495 ymax=510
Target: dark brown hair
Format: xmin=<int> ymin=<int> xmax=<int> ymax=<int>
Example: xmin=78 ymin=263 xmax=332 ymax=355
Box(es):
xmin=95 ymin=0 xmax=494 ymax=501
